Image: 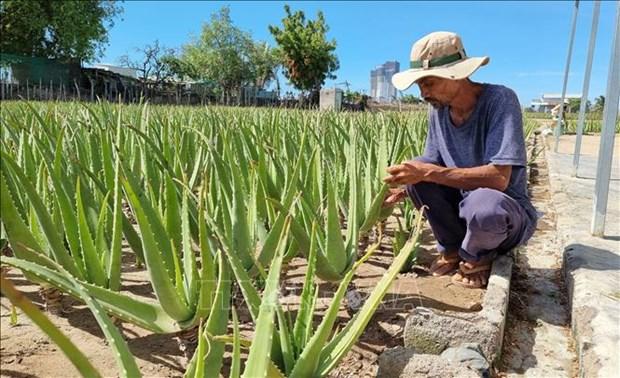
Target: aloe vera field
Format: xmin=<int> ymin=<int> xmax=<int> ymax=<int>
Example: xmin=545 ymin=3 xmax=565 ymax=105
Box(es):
xmin=0 ymin=101 xmax=458 ymax=377
xmin=0 ymin=100 xmax=543 ymax=377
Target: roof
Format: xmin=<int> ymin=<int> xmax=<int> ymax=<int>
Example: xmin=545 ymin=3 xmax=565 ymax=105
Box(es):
xmin=541 ymin=93 xmax=582 ymax=100
xmin=91 ymin=64 xmax=138 ymax=79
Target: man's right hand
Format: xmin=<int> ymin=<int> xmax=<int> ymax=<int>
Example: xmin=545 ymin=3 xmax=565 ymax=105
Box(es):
xmin=383 ymin=187 xmax=407 ymax=207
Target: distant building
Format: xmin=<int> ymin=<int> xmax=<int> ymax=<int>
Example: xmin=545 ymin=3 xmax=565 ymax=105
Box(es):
xmin=530 ymin=93 xmax=582 ymax=113
xmin=370 ymin=61 xmax=400 ymax=103
xmin=320 ymin=88 xmax=343 ymax=111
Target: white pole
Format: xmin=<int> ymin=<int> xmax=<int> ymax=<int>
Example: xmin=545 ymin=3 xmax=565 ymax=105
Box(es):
xmin=591 ymin=1 xmax=620 ymax=236
xmin=554 ymin=0 xmax=580 ymax=153
xmin=573 ymin=1 xmax=601 ymax=176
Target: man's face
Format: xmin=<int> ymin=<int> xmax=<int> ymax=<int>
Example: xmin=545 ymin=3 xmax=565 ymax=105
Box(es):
xmin=416 ymin=77 xmax=460 ymax=109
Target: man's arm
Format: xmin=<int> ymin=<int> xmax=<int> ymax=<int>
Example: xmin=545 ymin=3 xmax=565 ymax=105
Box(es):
xmin=423 ymin=162 xmax=511 ymax=191
xmin=384 ymin=160 xmax=512 ymax=192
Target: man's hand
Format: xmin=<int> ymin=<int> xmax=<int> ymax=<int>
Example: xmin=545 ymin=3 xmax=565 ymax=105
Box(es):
xmin=384 ymin=159 xmax=513 ymax=192
xmin=383 ymin=160 xmax=429 ymax=186
xmin=383 ymin=188 xmax=407 ymax=207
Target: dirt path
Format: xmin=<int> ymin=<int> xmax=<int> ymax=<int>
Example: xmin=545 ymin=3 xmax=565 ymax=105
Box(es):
xmin=498 ymin=131 xmax=576 ymax=376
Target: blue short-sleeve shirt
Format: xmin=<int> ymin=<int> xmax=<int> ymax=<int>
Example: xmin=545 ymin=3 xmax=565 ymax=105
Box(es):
xmin=419 ymin=83 xmax=538 ymax=225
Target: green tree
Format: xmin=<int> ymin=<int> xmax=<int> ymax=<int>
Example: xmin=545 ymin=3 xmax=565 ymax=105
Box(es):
xmin=248 ymin=41 xmax=279 ymax=90
xmin=567 ymin=98 xmax=591 ymax=113
xmin=401 ymin=94 xmax=422 ymax=104
xmin=269 ymin=5 xmax=339 ymax=106
xmin=344 ymin=90 xmax=364 ymax=102
xmin=158 ymin=54 xmax=198 ymax=82
xmin=176 ymin=7 xmax=277 ymax=104
xmin=593 ymin=95 xmax=605 ymax=112
xmin=0 ymin=0 xmax=123 ymax=62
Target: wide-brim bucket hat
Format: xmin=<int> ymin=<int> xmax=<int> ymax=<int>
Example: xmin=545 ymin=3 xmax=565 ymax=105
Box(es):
xmin=391 ymin=31 xmax=490 ymax=91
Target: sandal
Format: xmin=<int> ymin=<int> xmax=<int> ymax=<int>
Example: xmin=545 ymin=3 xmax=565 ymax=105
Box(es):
xmin=451 ymin=266 xmax=491 ymax=289
xmin=458 ymin=261 xmax=492 ymax=275
xmin=430 ymin=254 xmax=460 ymax=277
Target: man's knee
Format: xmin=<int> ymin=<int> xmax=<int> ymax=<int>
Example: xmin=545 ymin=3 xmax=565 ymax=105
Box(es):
xmin=405 ymin=181 xmax=434 ymax=199
xmin=459 ymin=188 xmax=510 ymax=233
xmin=405 ymin=182 xmax=436 ymax=208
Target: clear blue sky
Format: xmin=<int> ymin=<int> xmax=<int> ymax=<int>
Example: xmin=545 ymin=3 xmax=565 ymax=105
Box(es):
xmin=99 ymin=1 xmax=616 ymax=107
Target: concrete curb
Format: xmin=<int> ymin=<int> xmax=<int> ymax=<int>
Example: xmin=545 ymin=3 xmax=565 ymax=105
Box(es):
xmin=377 ymin=346 xmax=481 ymax=378
xmin=563 ymin=245 xmax=620 ymax=377
xmin=544 ymin=136 xmax=620 ymax=377
xmin=378 ymin=253 xmax=514 ymax=377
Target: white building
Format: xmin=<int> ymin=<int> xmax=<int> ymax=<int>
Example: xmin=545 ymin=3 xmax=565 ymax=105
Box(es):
xmin=319 ymin=88 xmax=343 ymax=111
xmin=530 ymin=93 xmax=582 ymax=113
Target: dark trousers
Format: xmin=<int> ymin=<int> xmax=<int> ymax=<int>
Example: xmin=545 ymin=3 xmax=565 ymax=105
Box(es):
xmin=406 ymin=182 xmax=532 ymax=262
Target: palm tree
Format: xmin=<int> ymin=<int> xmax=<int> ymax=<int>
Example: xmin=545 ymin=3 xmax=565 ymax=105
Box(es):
xmin=593 ymin=95 xmax=605 ymax=112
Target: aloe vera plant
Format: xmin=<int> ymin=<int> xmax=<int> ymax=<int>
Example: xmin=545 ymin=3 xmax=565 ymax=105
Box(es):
xmin=0 ymin=167 xmax=217 ymax=334
xmin=193 ymin=206 xmax=424 ymax=377
xmin=0 ymin=275 xmax=101 ymax=377
xmin=0 ymin=256 xmax=141 ymax=378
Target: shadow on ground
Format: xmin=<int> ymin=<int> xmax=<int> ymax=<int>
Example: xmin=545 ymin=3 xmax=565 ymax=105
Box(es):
xmin=565 ymin=243 xmax=620 ymax=271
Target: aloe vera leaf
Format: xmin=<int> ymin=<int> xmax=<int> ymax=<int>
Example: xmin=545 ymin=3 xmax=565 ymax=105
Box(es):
xmin=293 ymin=221 xmax=318 ymax=353
xmin=253 ymin=192 xmax=296 ymax=274
xmin=122 ymin=173 xmax=192 ymax=322
xmin=42 ymin=164 xmax=87 ymax=278
xmin=205 ymin=212 xmax=287 ymax=370
xmin=164 ymin=174 xmax=182 ymax=253
xmin=346 ymin=126 xmax=361 ymax=246
xmin=28 ymin=202 xmax=49 ymax=258
xmin=1 ymin=255 xmax=142 ymax=377
xmin=203 ymin=252 xmax=232 ymax=377
xmin=276 ymin=304 xmax=295 ymax=375
xmin=229 ymin=307 xmax=241 ymax=378
xmin=242 ymin=227 xmax=287 ymax=378
xmin=107 ymin=159 xmax=123 ymax=291
xmin=76 ymin=179 xmax=107 ymax=287
xmin=1 ymin=254 xmax=180 ymax=334
xmin=325 ymin=180 xmax=347 ymax=275
xmin=289 ymin=240 xmax=381 ymax=378
xmin=0 ymin=175 xmax=65 ymax=273
xmin=65 ymin=270 xmax=142 ymax=377
xmin=179 ymin=191 xmax=216 ymax=328
xmin=318 ymin=214 xmax=424 ymax=375
xmin=359 ymin=184 xmax=390 ymax=235
xmin=268 ymin=199 xmax=311 ymax=257
xmin=1 ymin=153 xmax=82 ymax=278
xmin=228 ymin=149 xmax=254 ymax=271
xmin=170 ymin=239 xmax=188 ymax=308
xmin=203 ymin=213 xmax=261 ymax=320
xmin=181 ymin=189 xmax=198 ymax=308
xmin=101 ymin=132 xmax=115 ymax=191
xmin=183 ymin=320 xmax=204 ymax=378
xmin=0 ymin=276 xmax=102 ymax=378
xmin=124 ymin=123 xmax=174 ymax=176
xmin=254 ymin=138 xmax=305 ymax=268
xmin=94 ymin=192 xmax=111 ymax=271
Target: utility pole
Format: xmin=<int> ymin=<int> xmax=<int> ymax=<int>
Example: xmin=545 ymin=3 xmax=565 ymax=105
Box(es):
xmin=573 ymin=1 xmax=601 ymax=176
xmin=554 ymin=0 xmax=580 ymax=152
xmin=591 ymin=1 xmax=620 ymax=236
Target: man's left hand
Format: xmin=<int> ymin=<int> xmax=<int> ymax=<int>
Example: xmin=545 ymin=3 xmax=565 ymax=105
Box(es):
xmin=383 ymin=160 xmax=429 ymax=186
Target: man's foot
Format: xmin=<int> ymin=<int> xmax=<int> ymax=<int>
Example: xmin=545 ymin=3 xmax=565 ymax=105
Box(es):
xmin=429 ymin=252 xmax=460 ymax=276
xmin=451 ymin=261 xmax=491 ymax=288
